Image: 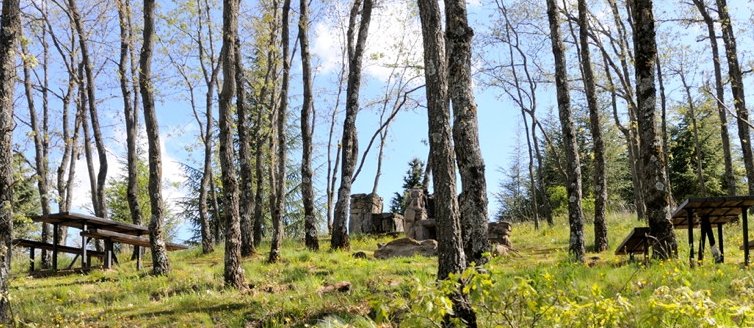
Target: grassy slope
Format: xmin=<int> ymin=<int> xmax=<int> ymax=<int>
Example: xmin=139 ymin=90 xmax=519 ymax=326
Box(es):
xmin=7 ymin=212 xmax=754 ymax=327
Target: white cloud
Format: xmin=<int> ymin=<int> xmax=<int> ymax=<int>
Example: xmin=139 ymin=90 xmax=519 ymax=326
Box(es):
xmin=312 ymin=0 xmax=424 ymax=82
xmin=67 ymin=132 xmax=188 ymax=218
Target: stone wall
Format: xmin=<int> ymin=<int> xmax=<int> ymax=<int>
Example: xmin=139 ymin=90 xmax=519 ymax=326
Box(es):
xmin=349 ymin=193 xmax=383 ymax=234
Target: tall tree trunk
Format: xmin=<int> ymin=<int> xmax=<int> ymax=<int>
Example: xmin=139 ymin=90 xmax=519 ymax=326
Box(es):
xmin=299 ymin=0 xmax=319 ymax=251
xmin=546 ymin=0 xmax=585 ymax=262
xmin=196 ymin=0 xmax=220 ymax=254
xmin=116 ymin=0 xmax=144 ymax=262
xmin=603 ymin=0 xmax=646 ymax=220
xmin=140 ymin=0 xmax=170 ymax=276
xmin=326 ymin=48 xmax=347 ymax=235
xmin=632 ymin=0 xmax=677 ymax=259
xmin=716 ymin=0 xmax=753 ymax=195
xmin=0 ymin=0 xmax=20 ymax=323
xmin=577 ymin=0 xmax=608 ymax=252
xmin=418 ymin=1 xmax=475 ymax=325
xmin=21 ymin=41 xmax=54 ymax=268
xmin=656 ymin=55 xmax=674 ymax=204
xmin=269 ymin=0 xmax=291 ymax=263
xmin=692 ymin=0 xmax=735 ymax=196
xmin=220 ymin=0 xmax=244 ymax=288
xmin=57 ymin=64 xmax=77 ymax=215
xmin=65 ymin=107 xmax=82 ymax=214
xmin=445 ymin=0 xmax=489 ymax=267
xmin=237 ymin=28 xmax=256 ymax=257
xmin=253 ymin=112 xmax=266 ymax=248
xmin=521 ymin=113 xmax=539 ymax=228
xmin=68 ymin=0 xmax=108 ymax=220
xmin=80 ymin=73 xmax=98 ymax=219
xmin=332 ymin=0 xmax=373 ymax=250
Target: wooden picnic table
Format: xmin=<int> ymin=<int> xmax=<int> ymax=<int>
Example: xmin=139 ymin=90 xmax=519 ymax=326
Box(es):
xmin=25 ymin=212 xmax=187 ymax=272
xmin=671 ymin=196 xmax=754 ymax=266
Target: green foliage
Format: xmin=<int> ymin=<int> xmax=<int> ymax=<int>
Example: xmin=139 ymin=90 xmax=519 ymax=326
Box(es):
xmin=12 ymin=153 xmax=40 ymax=239
xmin=548 ymin=185 xmax=568 ymax=217
xmin=668 ymin=96 xmax=731 ymax=200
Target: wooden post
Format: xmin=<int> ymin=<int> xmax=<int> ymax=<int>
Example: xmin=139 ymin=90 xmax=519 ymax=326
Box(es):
xmin=718 ymin=223 xmax=724 ymax=263
xmin=81 ymin=224 xmax=88 ymax=269
xmin=105 ymin=240 xmax=113 ymax=269
xmin=698 ymin=229 xmax=706 ymax=262
xmin=743 ymin=207 xmax=750 ymax=266
xmin=136 ymin=246 xmax=142 ymax=271
xmin=29 ymin=247 xmax=35 ymax=272
xmin=52 ymin=223 xmax=59 ymax=271
xmin=687 ymin=209 xmax=694 ymax=267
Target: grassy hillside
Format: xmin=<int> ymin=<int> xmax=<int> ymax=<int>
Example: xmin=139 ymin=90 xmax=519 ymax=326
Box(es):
xmin=7 ymin=212 xmax=754 ymax=327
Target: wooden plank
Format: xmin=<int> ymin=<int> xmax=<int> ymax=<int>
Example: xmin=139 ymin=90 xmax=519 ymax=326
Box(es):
xmin=32 ymin=212 xmax=149 ymax=235
xmin=615 ymin=227 xmax=651 ymax=255
xmin=12 ymin=239 xmax=105 ymax=259
xmin=81 ymin=229 xmax=188 ymax=251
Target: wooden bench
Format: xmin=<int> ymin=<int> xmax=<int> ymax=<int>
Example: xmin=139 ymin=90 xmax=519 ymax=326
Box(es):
xmin=615 ymin=227 xmax=651 ymax=261
xmin=81 ymin=229 xmax=188 ymax=251
xmin=12 ymin=239 xmax=106 ymax=272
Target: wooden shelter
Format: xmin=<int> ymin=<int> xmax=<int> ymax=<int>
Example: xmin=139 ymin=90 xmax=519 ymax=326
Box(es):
xmin=671 ymin=196 xmax=754 ymax=266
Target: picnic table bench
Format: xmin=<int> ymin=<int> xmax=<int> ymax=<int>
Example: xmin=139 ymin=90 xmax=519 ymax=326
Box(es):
xmin=81 ymin=229 xmax=188 ymax=251
xmin=13 ymin=239 xmax=106 ymax=272
xmin=615 ymin=227 xmax=651 ymax=261
xmin=16 ymin=212 xmax=188 ymax=273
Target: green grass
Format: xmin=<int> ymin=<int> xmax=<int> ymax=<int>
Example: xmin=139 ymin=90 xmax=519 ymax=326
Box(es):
xmin=7 ymin=212 xmax=754 ymax=327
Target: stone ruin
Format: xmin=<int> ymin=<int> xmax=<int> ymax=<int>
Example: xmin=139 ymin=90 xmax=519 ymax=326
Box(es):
xmin=349 ymin=193 xmax=404 ymax=234
xmin=403 ymin=188 xmax=512 ymax=248
xmin=403 ymin=189 xmax=436 ymax=240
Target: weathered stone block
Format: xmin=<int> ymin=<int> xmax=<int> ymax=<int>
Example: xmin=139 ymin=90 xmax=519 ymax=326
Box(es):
xmin=349 ymin=193 xmax=383 ymax=234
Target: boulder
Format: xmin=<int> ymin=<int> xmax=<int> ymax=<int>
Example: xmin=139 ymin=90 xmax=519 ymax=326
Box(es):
xmin=374 ymin=237 xmax=438 ymax=259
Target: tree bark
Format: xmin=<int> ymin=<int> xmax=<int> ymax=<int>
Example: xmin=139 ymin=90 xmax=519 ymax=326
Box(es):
xmin=326 ymin=45 xmax=347 ymax=235
xmin=418 ymin=1 xmax=475 ymax=325
xmin=332 ymin=0 xmax=373 ymax=250
xmin=237 ymin=24 xmax=256 ymax=257
xmin=68 ymin=0 xmax=108 ymax=220
xmin=656 ymin=55 xmax=674 ymax=204
xmin=577 ymin=0 xmax=608 ymax=252
xmin=220 ymin=0 xmax=244 ymax=288
xmin=196 ymin=0 xmax=220 ymax=254
xmin=546 ymin=0 xmax=585 ymax=262
xmin=299 ymin=0 xmax=319 ymax=251
xmin=56 ymin=59 xmax=78 ymax=215
xmin=269 ymin=0 xmax=291 ymax=263
xmin=0 ymin=0 xmax=20 ymax=323
xmin=253 ymin=112 xmax=266 ymax=248
xmin=715 ymin=0 xmax=753 ymax=195
xmin=632 ymin=0 xmax=677 ymax=259
xmin=599 ymin=0 xmax=646 ymax=220
xmin=418 ymin=0 xmax=465 ymax=285
xmin=116 ymin=0 xmax=144 ymax=262
xmin=21 ymin=41 xmax=54 ymax=267
xmin=692 ymin=0 xmax=735 ymax=196
xmin=445 ymin=0 xmax=489 ymax=267
xmin=140 ymin=0 xmax=170 ymax=276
